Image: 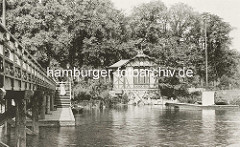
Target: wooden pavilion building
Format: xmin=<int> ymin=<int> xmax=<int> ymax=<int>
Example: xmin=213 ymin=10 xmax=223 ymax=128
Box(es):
xmin=108 ymin=51 xmax=160 ymax=104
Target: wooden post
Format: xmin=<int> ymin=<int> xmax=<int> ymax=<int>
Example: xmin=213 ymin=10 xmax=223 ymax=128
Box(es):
xmin=46 ymin=94 xmax=50 ymax=114
xmin=2 ymin=90 xmax=13 ymax=143
xmin=39 ymin=92 xmax=46 ymax=119
xmin=32 ymin=91 xmax=41 ymax=134
xmin=14 ymin=91 xmax=28 ymax=147
xmin=50 ymin=91 xmax=54 ymax=111
xmin=3 ymin=98 xmax=11 ymax=137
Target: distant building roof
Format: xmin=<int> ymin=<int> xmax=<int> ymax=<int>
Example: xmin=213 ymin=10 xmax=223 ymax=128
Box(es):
xmin=108 ymin=50 xmax=155 ymax=69
xmin=131 ymin=50 xmax=152 ymax=60
xmin=109 ymin=59 xmax=129 ymax=68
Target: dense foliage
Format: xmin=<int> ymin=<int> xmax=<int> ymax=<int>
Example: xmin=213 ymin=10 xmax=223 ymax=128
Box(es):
xmin=2 ymin=0 xmax=240 ymax=92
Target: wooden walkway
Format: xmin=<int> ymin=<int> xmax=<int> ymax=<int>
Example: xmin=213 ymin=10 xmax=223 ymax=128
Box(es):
xmin=0 ymin=21 xmax=74 ymax=147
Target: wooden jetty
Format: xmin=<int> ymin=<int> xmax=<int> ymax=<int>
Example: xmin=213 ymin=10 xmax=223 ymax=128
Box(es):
xmin=0 ymin=22 xmax=74 ymax=147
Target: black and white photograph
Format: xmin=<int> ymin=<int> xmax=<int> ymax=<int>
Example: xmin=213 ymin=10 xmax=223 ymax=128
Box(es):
xmin=0 ymin=0 xmax=240 ymax=146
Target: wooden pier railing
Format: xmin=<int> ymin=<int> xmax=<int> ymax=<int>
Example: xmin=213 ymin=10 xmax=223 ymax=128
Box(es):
xmin=0 ymin=22 xmax=57 ymax=147
xmin=0 ymin=23 xmax=56 ymax=91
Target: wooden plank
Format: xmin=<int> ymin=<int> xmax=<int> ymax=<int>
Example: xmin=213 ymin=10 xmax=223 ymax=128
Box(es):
xmin=26 ymin=127 xmax=34 ymax=135
xmin=0 ymin=141 xmax=10 ymax=147
xmin=0 ymin=88 xmax=6 ymax=100
xmin=26 ymin=112 xmax=32 ymax=119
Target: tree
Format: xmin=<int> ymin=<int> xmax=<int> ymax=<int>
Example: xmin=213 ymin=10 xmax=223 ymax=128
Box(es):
xmin=129 ymin=1 xmax=240 ymax=90
xmin=129 ymin=1 xmax=167 ymax=43
xmin=5 ymin=0 xmax=74 ymax=68
xmin=3 ymin=0 xmax=240 ymax=89
xmin=4 ymin=0 xmax=132 ymax=69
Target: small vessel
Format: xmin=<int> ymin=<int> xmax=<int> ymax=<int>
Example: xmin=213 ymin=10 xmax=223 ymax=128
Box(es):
xmin=71 ymin=104 xmax=83 ymax=114
xmin=165 ymin=102 xmax=239 ymax=110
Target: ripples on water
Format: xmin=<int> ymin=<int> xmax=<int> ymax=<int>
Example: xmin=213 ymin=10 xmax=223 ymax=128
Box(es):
xmin=5 ymin=105 xmax=240 ymax=146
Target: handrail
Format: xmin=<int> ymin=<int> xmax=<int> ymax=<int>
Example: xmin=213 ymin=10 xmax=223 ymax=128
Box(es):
xmin=0 ymin=23 xmax=56 ymax=90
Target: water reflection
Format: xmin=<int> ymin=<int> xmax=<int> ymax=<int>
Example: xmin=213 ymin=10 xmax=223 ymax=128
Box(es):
xmin=3 ymin=105 xmax=239 ymax=146
xmin=111 ymin=106 xmax=162 ymax=146
xmin=201 ymin=110 xmax=216 ymax=146
xmin=215 ymin=109 xmax=240 ymax=146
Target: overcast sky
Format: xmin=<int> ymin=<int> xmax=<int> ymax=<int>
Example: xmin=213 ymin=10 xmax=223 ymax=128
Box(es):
xmin=111 ymin=0 xmax=240 ymax=52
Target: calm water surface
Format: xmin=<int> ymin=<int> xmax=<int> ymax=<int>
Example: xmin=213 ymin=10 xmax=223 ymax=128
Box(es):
xmin=16 ymin=106 xmax=240 ymax=146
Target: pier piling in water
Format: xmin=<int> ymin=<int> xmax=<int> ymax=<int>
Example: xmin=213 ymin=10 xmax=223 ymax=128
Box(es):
xmin=50 ymin=92 xmax=54 ymax=111
xmin=46 ymin=94 xmax=51 ymax=114
xmin=32 ymin=91 xmax=41 ymax=134
xmin=39 ymin=92 xmax=46 ymax=119
xmin=14 ymin=92 xmax=27 ymax=147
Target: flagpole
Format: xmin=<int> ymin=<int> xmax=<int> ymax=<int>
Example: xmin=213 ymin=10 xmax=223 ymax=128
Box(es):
xmin=2 ymin=0 xmax=6 ymax=27
xmin=204 ymin=19 xmax=208 ymax=87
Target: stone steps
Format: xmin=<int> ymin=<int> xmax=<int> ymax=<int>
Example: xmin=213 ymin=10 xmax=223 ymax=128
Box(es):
xmin=55 ymin=82 xmax=71 ymax=108
xmin=55 ymin=94 xmax=71 ymax=108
